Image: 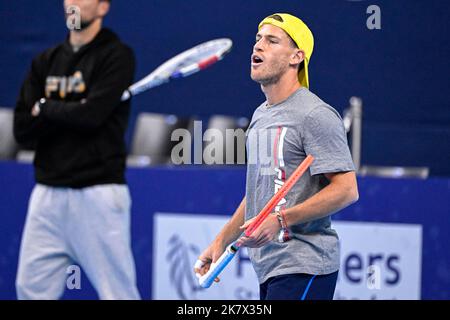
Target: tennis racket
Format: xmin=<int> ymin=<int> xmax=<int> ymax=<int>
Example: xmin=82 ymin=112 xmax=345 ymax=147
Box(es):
xmin=196 ymin=154 xmax=315 ymax=288
xmin=121 ymin=38 xmax=233 ymax=101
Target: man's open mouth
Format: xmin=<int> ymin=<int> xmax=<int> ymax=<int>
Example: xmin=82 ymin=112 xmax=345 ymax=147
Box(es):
xmin=251 ymin=54 xmax=264 ymax=65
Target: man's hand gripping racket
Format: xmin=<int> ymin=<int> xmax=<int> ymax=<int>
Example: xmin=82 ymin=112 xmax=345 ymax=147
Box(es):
xmin=194 ymin=155 xmax=314 ymax=288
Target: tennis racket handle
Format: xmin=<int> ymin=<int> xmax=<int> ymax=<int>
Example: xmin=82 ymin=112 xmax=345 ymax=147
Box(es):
xmin=198 ymin=243 xmax=238 ymax=288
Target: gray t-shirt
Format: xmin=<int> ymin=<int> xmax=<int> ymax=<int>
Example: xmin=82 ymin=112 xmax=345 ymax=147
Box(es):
xmin=245 ymin=87 xmax=355 ymax=284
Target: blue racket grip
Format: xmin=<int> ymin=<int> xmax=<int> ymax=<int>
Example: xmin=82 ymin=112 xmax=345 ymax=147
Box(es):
xmin=199 ymin=243 xmax=238 ymax=288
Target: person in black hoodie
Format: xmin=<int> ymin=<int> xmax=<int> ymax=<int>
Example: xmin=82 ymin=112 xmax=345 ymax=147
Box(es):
xmin=14 ymin=0 xmax=140 ymax=299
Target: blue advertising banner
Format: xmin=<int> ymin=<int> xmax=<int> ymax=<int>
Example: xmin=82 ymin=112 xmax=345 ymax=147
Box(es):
xmin=0 ymin=162 xmax=449 ymax=299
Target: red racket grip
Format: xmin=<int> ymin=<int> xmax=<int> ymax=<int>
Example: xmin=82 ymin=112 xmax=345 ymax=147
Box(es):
xmin=244 ymin=155 xmax=314 ymax=236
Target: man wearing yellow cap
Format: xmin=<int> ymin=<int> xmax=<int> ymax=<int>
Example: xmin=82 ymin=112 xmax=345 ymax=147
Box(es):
xmin=195 ymin=13 xmax=358 ymax=300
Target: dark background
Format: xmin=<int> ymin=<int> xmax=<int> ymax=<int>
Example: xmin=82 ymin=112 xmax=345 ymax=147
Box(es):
xmin=0 ymin=0 xmax=449 ymax=174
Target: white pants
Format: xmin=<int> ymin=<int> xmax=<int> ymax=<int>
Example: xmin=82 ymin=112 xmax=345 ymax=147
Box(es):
xmin=16 ymin=184 xmax=141 ymax=300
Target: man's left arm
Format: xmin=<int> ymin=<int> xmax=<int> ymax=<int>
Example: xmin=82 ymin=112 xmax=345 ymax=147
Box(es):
xmin=238 ymin=171 xmax=358 ymax=247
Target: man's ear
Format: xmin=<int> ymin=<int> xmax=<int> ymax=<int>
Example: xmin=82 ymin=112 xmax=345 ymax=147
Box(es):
xmin=290 ymin=49 xmax=305 ymax=67
xmin=98 ymin=1 xmax=110 ymax=18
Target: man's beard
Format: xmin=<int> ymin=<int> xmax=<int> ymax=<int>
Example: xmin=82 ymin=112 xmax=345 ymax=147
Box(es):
xmin=252 ymin=72 xmax=282 ymax=86
xmin=251 ymin=65 xmax=284 ymax=86
xmin=75 ymin=18 xmax=96 ymax=32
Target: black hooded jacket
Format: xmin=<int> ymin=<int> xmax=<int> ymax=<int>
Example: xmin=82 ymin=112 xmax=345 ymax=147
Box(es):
xmin=14 ymin=28 xmax=135 ymax=188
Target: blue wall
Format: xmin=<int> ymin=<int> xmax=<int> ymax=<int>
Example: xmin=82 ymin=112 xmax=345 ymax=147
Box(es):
xmin=0 ymin=0 xmax=449 ymax=174
xmin=0 ymin=162 xmax=449 ymax=299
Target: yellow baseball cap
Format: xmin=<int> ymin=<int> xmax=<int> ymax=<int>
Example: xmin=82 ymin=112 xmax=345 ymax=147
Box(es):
xmin=258 ymin=13 xmax=314 ymax=88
